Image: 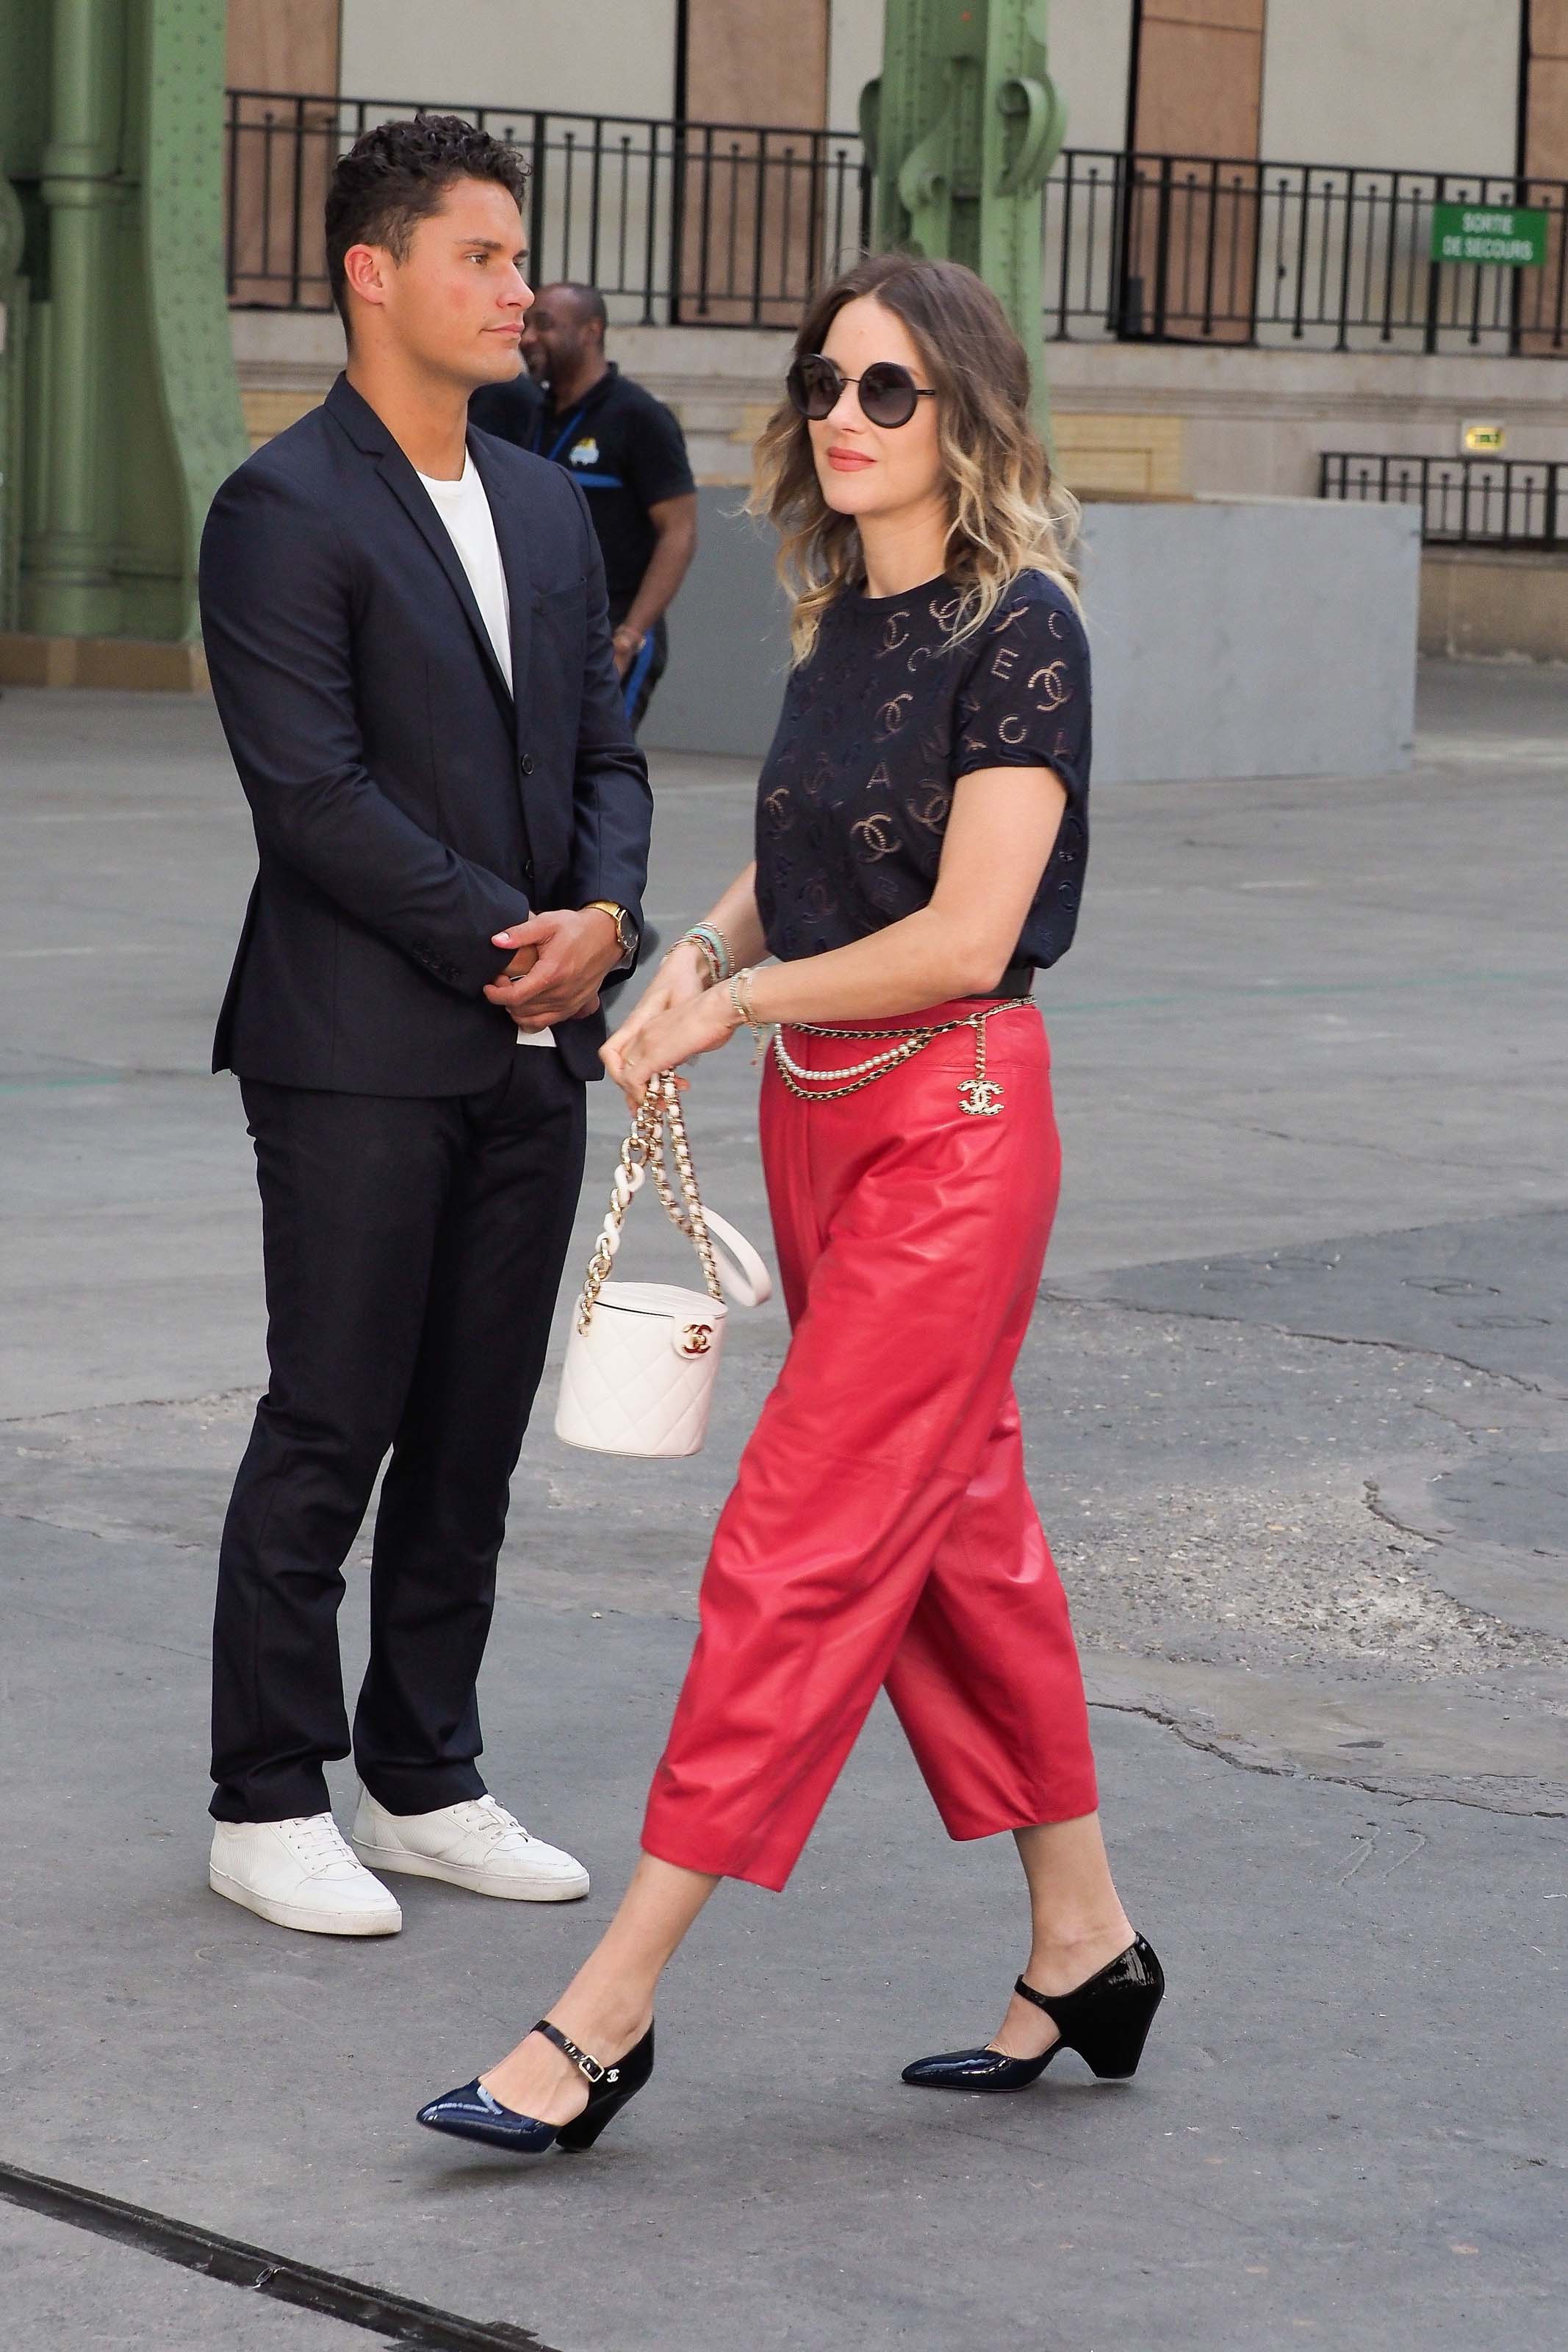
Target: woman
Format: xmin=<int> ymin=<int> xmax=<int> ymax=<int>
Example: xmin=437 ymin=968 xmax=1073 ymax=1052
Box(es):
xmin=417 ymin=254 xmax=1162 ymax=2158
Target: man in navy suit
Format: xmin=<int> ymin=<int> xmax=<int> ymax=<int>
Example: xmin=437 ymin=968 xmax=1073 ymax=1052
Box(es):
xmin=198 ymin=114 xmax=652 ymax=1937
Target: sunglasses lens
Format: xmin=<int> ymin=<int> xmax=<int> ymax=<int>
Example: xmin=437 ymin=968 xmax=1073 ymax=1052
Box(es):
xmin=858 ymin=364 xmax=919 ymax=428
xmin=787 ymin=355 xmax=840 ymax=420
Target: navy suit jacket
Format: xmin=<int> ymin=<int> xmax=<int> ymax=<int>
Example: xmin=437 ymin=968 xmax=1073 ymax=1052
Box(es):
xmin=199 ymin=373 xmax=652 ymax=1091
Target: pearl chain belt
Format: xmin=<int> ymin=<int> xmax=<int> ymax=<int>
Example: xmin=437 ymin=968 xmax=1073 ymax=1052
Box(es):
xmin=771 ymin=998 xmax=1032 ymax=1115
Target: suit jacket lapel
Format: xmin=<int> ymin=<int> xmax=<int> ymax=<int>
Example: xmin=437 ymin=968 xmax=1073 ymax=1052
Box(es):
xmin=323 ymin=377 xmax=530 ymax=721
xmin=467 ymin=429 xmax=536 ymax=743
xmin=373 ymin=447 xmax=516 ymax=713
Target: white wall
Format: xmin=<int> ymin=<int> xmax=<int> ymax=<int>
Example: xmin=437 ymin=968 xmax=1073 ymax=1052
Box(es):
xmin=827 ymin=0 xmax=882 ymax=132
xmin=1260 ymin=0 xmax=1521 ymax=174
xmin=339 ymin=0 xmax=678 ymax=119
xmin=1049 ymin=0 xmax=1134 ymax=155
xmin=337 ymin=0 xmax=1519 ymax=174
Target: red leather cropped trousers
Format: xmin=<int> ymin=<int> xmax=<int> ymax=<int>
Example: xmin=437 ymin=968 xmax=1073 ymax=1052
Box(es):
xmin=641 ymin=1001 xmax=1099 ymax=1893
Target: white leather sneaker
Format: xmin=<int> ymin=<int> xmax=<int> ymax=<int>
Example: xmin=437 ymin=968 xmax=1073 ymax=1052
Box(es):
xmin=209 ymin=1813 xmax=403 ymax=1937
xmin=350 ymin=1788 xmax=590 ymax=1901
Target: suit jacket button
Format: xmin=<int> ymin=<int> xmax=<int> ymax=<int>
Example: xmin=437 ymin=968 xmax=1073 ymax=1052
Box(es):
xmin=519 ymin=752 xmax=536 ymax=776
xmin=522 ymin=858 xmax=535 ymax=883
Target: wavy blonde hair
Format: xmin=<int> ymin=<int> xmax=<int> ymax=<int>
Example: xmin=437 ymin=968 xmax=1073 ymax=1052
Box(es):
xmin=750 ymin=253 xmax=1081 ymax=667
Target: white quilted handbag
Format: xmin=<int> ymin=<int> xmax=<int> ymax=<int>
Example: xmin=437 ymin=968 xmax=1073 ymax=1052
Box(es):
xmin=555 ymin=1072 xmax=772 ymax=1458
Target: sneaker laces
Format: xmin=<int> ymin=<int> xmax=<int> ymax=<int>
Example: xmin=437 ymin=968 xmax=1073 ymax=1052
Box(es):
xmin=453 ymin=1794 xmax=532 ymax=1849
xmin=280 ymin=1813 xmax=363 ymax=1876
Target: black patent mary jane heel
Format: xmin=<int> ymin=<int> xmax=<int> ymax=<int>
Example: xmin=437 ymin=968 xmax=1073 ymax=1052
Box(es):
xmin=417 ymin=2018 xmax=655 ymax=2156
xmin=902 ymin=1934 xmax=1164 ymax=2093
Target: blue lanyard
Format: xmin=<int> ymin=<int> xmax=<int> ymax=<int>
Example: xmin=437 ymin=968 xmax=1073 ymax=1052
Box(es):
xmin=533 ymin=402 xmax=591 ymax=465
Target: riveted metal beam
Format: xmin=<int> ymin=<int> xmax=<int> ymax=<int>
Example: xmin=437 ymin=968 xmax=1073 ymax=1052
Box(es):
xmin=862 ymin=0 xmax=1063 ymax=442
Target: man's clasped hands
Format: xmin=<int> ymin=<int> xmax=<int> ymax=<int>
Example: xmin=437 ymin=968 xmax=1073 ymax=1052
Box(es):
xmin=482 ymin=904 xmax=625 ymax=1032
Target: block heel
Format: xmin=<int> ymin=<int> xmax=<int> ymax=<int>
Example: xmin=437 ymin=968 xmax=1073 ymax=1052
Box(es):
xmin=555 ymin=2023 xmax=655 ymax=2152
xmin=902 ymin=1933 xmax=1164 ymax=2093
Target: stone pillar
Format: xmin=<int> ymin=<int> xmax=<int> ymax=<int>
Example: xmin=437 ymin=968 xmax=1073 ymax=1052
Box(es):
xmin=861 ymin=0 xmax=1064 ymax=439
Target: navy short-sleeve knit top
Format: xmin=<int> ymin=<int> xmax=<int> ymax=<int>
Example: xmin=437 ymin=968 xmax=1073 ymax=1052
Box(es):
xmin=754 ymin=567 xmax=1090 ymax=969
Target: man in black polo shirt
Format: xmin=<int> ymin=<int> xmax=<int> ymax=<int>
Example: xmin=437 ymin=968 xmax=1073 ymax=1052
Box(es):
xmin=470 ymin=283 xmax=697 ymax=730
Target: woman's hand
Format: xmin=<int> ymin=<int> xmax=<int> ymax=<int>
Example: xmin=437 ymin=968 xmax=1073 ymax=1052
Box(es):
xmin=602 ymin=942 xmax=708 ymax=1100
xmin=602 ymin=966 xmax=740 ymax=1111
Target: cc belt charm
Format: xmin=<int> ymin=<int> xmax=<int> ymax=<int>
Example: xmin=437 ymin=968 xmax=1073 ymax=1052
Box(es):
xmin=773 ymin=999 xmax=1029 ymax=1110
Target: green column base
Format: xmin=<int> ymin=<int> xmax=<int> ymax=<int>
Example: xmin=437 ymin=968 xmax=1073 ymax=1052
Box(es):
xmin=0 ymin=628 xmax=210 ymax=688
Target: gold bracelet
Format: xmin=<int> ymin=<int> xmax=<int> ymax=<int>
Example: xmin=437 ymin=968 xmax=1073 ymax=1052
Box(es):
xmin=727 ymin=967 xmax=767 ymax=1060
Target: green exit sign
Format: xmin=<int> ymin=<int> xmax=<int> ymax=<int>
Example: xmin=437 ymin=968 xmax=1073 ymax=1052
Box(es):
xmin=1431 ymin=203 xmax=1549 ymax=266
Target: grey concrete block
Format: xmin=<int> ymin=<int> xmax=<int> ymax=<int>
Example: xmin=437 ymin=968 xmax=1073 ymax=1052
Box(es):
xmin=1083 ymin=495 xmax=1421 ymax=784
xmin=644 ymin=490 xmax=1422 ymax=783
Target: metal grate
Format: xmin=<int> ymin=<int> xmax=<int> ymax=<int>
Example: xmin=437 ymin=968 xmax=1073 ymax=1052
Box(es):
xmin=223 ymin=92 xmax=871 ymax=324
xmin=1320 ymin=453 xmax=1568 ymax=547
xmin=1046 ymin=154 xmax=1568 ymax=354
xmin=225 ymin=101 xmax=1568 ymax=358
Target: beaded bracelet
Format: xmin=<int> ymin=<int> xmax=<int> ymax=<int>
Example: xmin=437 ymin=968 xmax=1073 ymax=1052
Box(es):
xmin=663 ymin=930 xmax=719 ymax=988
xmin=683 ymin=922 xmax=733 ymax=983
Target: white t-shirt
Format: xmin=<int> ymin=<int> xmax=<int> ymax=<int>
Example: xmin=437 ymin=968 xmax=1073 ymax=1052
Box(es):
xmin=417 ymin=456 xmax=553 ymax=1047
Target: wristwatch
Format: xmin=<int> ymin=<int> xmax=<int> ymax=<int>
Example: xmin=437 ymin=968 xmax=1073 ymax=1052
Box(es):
xmin=586 ymin=899 xmax=637 ymax=968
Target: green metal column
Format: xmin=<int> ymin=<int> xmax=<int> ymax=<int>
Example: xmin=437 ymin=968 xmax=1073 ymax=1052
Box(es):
xmin=30 ymin=0 xmax=123 ymax=634
xmin=139 ymin=0 xmax=253 ymax=639
xmin=861 ymin=0 xmax=1065 ymax=440
xmin=1 ymin=0 xmax=247 ymax=650
xmin=0 ymin=169 xmax=27 ymax=631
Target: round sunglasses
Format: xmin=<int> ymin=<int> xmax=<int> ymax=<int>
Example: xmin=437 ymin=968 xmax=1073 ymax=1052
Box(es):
xmin=785 ymin=352 xmax=936 ymax=430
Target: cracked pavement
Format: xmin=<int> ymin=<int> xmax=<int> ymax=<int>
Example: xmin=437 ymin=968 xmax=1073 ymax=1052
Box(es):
xmin=1 ymin=664 xmax=1565 ymax=2351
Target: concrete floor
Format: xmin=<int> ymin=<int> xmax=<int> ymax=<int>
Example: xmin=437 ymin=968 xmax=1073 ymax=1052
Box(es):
xmin=1 ymin=661 xmax=1564 ymax=2351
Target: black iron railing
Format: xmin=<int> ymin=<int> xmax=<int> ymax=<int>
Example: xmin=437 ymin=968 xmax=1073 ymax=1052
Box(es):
xmin=1046 ymin=154 xmax=1568 ymax=353
xmin=224 ymin=98 xmax=1568 ymax=356
xmin=223 ymin=91 xmax=871 ymax=322
xmin=1321 ymin=453 xmax=1568 ymax=546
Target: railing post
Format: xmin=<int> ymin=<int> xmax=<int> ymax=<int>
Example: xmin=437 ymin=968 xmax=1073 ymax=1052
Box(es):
xmin=528 ymin=112 xmax=546 ymax=286
xmin=805 ymin=128 xmax=824 ymax=297
xmin=587 ymin=115 xmax=605 ymax=287
xmin=1051 ymin=150 xmax=1073 ymax=340
xmin=749 ymin=130 xmax=769 ymax=323
xmin=287 ymin=92 xmax=306 ymax=309
xmin=641 ymin=118 xmax=661 ymax=325
xmin=668 ymin=114 xmax=688 ymax=324
xmin=1110 ymin=148 xmax=1137 ymax=337
xmin=1151 ymin=154 xmax=1173 ymax=338
xmin=1334 ymin=169 xmax=1355 ymax=350
xmin=1198 ymin=157 xmax=1219 ymax=337
xmin=223 ymin=87 xmax=239 ymax=296
xmin=1423 ymin=173 xmax=1443 ymax=354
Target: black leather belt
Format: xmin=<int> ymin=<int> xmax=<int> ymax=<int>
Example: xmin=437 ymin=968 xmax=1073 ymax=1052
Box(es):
xmin=967 ymin=960 xmax=1035 ymax=1000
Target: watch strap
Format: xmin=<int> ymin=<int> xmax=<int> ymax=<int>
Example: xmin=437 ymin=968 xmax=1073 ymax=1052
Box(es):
xmin=586 ymin=900 xmax=636 ymax=967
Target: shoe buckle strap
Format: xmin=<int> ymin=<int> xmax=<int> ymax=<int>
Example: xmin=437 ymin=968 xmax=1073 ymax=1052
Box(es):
xmin=532 ymin=2017 xmax=618 ymax=2086
xmin=1014 ymin=1973 xmax=1062 ymax=2021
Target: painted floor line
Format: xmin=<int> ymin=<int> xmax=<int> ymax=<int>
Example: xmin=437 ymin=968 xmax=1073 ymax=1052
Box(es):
xmin=0 ymin=2157 xmax=559 ymax=2352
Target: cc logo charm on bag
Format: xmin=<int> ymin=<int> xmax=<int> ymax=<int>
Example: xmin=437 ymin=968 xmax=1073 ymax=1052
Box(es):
xmin=555 ymin=1077 xmax=772 ymax=1460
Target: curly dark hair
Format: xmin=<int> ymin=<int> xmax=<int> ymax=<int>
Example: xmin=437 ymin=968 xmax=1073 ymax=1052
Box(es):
xmin=325 ymin=111 xmax=531 ymax=328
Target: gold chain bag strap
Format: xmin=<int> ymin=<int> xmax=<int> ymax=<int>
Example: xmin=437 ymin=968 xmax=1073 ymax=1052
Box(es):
xmin=555 ymin=1073 xmax=772 ymax=1459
